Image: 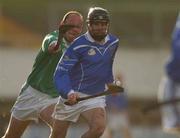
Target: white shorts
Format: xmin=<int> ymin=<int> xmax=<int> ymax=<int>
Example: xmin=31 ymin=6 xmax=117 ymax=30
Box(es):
xmin=11 ymin=85 xmax=59 ymax=122
xmin=53 ymin=93 xmax=106 ymax=122
xmin=158 ymin=77 xmax=180 ymax=131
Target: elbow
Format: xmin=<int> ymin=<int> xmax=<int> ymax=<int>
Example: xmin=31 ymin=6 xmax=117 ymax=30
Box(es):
xmin=53 ymin=70 xmax=69 ymax=99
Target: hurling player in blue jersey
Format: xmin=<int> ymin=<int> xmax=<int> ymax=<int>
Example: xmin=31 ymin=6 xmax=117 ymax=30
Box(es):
xmin=158 ymin=12 xmax=180 ymax=135
xmin=51 ymin=7 xmax=120 ymax=138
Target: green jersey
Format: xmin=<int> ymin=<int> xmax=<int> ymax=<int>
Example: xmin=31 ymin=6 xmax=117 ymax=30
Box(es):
xmin=23 ymin=30 xmax=68 ymax=97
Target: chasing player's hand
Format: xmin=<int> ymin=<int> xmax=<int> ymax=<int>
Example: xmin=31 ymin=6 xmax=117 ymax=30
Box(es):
xmin=59 ymin=24 xmax=76 ymax=35
xmin=67 ymin=92 xmax=79 ymax=105
xmin=51 ymin=24 xmax=76 ymax=53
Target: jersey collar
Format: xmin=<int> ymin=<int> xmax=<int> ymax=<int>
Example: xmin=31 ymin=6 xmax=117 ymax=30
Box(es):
xmin=85 ymin=31 xmax=110 ymax=45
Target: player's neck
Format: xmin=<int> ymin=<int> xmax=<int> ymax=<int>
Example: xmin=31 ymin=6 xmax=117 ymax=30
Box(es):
xmin=95 ymin=39 xmax=105 ymax=45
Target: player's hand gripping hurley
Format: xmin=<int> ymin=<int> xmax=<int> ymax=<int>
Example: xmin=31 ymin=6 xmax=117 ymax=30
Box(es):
xmin=64 ymin=84 xmax=124 ymax=105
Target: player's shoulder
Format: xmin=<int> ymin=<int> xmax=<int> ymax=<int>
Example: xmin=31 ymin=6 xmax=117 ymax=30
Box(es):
xmin=43 ymin=30 xmax=58 ymax=41
xmin=72 ymin=34 xmax=87 ymax=44
xmin=69 ymin=34 xmax=88 ymax=50
xmin=108 ymin=34 xmax=120 ymax=43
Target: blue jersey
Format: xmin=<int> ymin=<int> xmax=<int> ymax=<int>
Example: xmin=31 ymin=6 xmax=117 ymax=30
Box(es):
xmin=166 ymin=13 xmax=180 ymax=82
xmin=54 ymin=32 xmax=119 ymax=98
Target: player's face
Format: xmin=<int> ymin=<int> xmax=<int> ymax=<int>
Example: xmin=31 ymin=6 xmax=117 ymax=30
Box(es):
xmin=64 ymin=14 xmax=83 ymax=43
xmin=88 ymin=20 xmax=109 ymax=42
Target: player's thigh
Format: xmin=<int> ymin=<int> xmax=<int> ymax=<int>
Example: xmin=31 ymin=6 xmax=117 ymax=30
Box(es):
xmin=39 ymin=104 xmax=56 ymax=127
xmin=50 ymin=119 xmax=71 ymax=138
xmin=3 ymin=115 xmax=31 ymax=138
xmin=81 ymin=107 xmax=106 ymax=128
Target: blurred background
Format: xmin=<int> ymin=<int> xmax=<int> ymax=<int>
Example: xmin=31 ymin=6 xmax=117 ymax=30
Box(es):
xmin=0 ymin=0 xmax=180 ymax=137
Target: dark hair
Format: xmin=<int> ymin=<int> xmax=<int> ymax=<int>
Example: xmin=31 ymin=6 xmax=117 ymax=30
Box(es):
xmin=86 ymin=7 xmax=109 ymax=23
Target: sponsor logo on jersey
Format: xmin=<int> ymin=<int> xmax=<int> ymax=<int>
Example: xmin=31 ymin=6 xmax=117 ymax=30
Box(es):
xmin=88 ymin=48 xmax=96 ymax=56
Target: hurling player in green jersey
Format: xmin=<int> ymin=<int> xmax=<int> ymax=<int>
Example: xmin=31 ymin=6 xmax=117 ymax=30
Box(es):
xmin=3 ymin=11 xmax=83 ymax=138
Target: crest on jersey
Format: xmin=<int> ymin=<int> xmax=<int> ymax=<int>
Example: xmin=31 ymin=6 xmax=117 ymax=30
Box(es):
xmin=64 ymin=55 xmax=70 ymax=60
xmin=88 ymin=48 xmax=96 ymax=56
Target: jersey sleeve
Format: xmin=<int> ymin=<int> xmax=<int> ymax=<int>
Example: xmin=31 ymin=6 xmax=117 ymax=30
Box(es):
xmin=54 ymin=44 xmax=80 ymax=99
xmin=166 ymin=13 xmax=180 ymax=82
xmin=172 ymin=13 xmax=180 ymax=61
xmin=41 ymin=34 xmax=57 ymax=53
xmin=106 ymin=39 xmax=119 ymax=84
